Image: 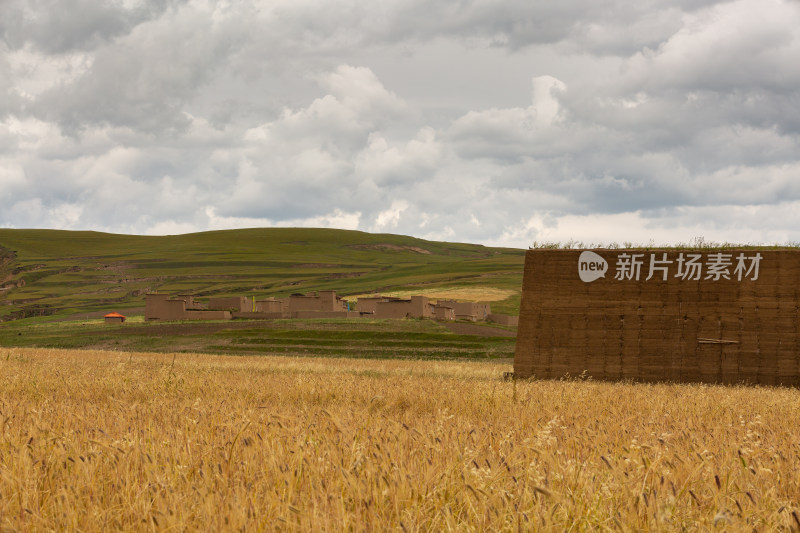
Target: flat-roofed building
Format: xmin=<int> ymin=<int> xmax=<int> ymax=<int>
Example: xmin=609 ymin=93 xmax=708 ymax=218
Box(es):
xmin=208 ymin=296 xmax=248 ymax=312
xmin=145 ymin=294 xmax=187 ymax=321
xmin=287 ymin=290 xmax=349 ymax=317
xmin=256 ymin=298 xmax=286 ymax=314
xmin=437 ymin=300 xmax=492 ymax=321
xmin=433 ymin=304 xmax=455 ymax=321
xmin=374 ymin=295 xmax=433 ymax=319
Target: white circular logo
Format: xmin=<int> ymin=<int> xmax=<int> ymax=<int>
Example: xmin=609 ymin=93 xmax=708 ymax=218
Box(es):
xmin=578 ymin=251 xmax=608 ymax=282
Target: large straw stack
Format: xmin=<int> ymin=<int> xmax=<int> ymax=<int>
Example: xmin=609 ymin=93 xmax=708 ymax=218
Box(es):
xmin=514 ymin=249 xmax=800 ymax=385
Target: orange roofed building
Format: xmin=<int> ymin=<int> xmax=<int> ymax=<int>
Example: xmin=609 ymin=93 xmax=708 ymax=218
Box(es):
xmin=104 ymin=312 xmax=126 ymax=324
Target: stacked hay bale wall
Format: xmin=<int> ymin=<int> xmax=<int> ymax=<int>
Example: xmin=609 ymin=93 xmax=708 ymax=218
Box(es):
xmin=513 ymin=248 xmax=800 ymax=385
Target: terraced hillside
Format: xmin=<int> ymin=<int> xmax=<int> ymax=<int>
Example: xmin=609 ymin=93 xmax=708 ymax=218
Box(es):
xmin=0 ymin=228 xmax=524 ymax=321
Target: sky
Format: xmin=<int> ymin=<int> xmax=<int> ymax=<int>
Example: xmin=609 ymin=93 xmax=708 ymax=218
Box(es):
xmin=1 ymin=0 xmax=800 ymax=248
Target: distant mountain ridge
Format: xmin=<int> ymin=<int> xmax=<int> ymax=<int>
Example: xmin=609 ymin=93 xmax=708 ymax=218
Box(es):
xmin=0 ymin=228 xmax=525 ymax=321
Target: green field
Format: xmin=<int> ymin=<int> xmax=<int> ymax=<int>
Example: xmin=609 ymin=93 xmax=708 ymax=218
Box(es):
xmin=0 ymin=316 xmax=516 ymax=360
xmin=0 ymin=227 xmax=524 ymax=321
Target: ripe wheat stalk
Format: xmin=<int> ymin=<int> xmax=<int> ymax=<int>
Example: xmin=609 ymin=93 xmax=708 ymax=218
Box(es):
xmin=0 ymin=347 xmax=798 ymax=531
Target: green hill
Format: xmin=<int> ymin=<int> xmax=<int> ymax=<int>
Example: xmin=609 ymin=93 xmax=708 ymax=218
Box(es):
xmin=0 ymin=228 xmax=525 ymax=321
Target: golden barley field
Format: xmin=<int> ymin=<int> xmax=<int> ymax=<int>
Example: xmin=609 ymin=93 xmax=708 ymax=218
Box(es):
xmin=348 ymin=287 xmax=517 ymax=303
xmin=1 ymin=348 xmax=799 ymax=531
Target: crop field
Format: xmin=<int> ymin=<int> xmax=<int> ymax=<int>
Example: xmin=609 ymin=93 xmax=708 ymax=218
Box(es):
xmin=1 ymin=348 xmax=799 ymax=531
xmin=0 ymin=228 xmax=525 ymax=321
xmin=348 ymin=287 xmax=517 ymax=304
xmin=0 ymin=317 xmax=517 ymax=359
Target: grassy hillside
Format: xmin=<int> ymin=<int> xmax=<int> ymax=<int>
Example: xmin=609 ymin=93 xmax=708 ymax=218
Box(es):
xmin=0 ymin=228 xmax=524 ymax=321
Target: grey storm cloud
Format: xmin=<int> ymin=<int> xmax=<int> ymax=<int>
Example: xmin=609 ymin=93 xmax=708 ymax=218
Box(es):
xmin=1 ymin=0 xmax=800 ymax=246
xmin=0 ymin=0 xmax=177 ymax=54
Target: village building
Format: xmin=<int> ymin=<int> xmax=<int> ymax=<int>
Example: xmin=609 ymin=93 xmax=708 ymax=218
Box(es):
xmin=287 ymin=290 xmax=353 ymax=318
xmin=354 ymin=295 xmax=398 ymax=315
xmin=256 ymin=298 xmax=285 ymax=314
xmin=436 ymin=300 xmax=492 ymax=321
xmin=373 ymin=295 xmax=433 ymax=319
xmin=208 ymin=297 xmax=248 ymax=312
xmin=145 ymin=290 xmax=515 ymax=325
xmin=145 ymin=294 xmax=188 ymax=321
xmin=145 ymin=293 xmax=231 ymax=321
xmin=433 ymin=303 xmax=455 ymax=321
xmin=104 ymin=312 xmax=126 ymax=324
xmin=146 ymin=290 xmax=357 ymax=320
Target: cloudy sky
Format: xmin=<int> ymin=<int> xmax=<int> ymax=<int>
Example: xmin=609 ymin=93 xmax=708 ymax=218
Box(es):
xmin=1 ymin=0 xmax=799 ymax=248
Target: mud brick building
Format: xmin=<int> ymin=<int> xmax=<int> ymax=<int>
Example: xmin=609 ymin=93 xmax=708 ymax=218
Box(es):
xmin=514 ymin=248 xmax=800 ymax=385
xmin=146 ymin=290 xmax=513 ymax=324
xmin=374 ymin=295 xmax=434 ymax=319
xmin=436 ymin=300 xmax=492 ymax=321
xmin=146 ymin=290 xmax=354 ymax=320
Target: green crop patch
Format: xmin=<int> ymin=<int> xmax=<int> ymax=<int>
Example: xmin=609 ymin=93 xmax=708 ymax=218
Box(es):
xmin=0 ymin=316 xmax=516 ymax=361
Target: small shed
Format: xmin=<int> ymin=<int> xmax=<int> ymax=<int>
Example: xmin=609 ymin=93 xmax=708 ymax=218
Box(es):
xmin=104 ymin=312 xmax=126 ymax=324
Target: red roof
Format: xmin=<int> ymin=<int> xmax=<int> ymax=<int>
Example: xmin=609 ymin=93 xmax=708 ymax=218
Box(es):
xmin=104 ymin=312 xmax=126 ymax=318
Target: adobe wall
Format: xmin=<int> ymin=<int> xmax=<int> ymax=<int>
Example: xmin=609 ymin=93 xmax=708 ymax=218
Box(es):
xmin=257 ymin=299 xmax=286 ymax=314
xmin=474 ymin=303 xmax=492 ymax=320
xmin=145 ymin=294 xmax=168 ymax=319
xmin=145 ymin=294 xmax=187 ymax=321
xmin=411 ymin=296 xmax=432 ymax=318
xmin=453 ymin=302 xmax=489 ymax=319
xmin=208 ymin=297 xmax=247 ymax=312
xmin=375 ymin=296 xmax=432 ymax=319
xmin=175 ymin=295 xmax=198 ymax=308
xmin=374 ymin=300 xmax=413 ymax=319
xmin=434 ymin=305 xmax=455 ymax=321
xmin=357 ymin=296 xmax=401 ymax=314
xmin=357 ymin=297 xmax=381 ymax=314
xmin=185 ymin=310 xmax=231 ymax=320
xmin=437 ymin=300 xmax=460 ymax=315
xmin=438 ymin=300 xmax=492 ymax=321
xmin=488 ymin=314 xmax=518 ymax=326
xmin=288 ymin=292 xmax=348 ymax=313
xmin=318 ymin=290 xmax=347 ymax=311
xmin=514 ymin=249 xmax=800 ymax=385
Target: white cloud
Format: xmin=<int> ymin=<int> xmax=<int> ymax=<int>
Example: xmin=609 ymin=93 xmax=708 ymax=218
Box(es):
xmin=0 ymin=160 xmax=26 ymax=199
xmin=143 ymin=219 xmax=199 ymax=237
xmin=267 ymin=65 xmax=408 ymax=151
xmin=355 ymin=127 xmax=442 ymax=187
xmin=489 ymin=203 xmax=800 ymax=249
xmin=371 ymin=200 xmax=409 ymax=232
xmin=4 ymin=198 xmax=84 ymax=230
xmin=626 ymin=0 xmax=800 ymax=92
xmin=204 ymin=206 xmax=361 ymax=232
xmin=449 ymin=75 xmax=569 ymax=162
xmin=0 ymin=0 xmax=799 ymax=250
